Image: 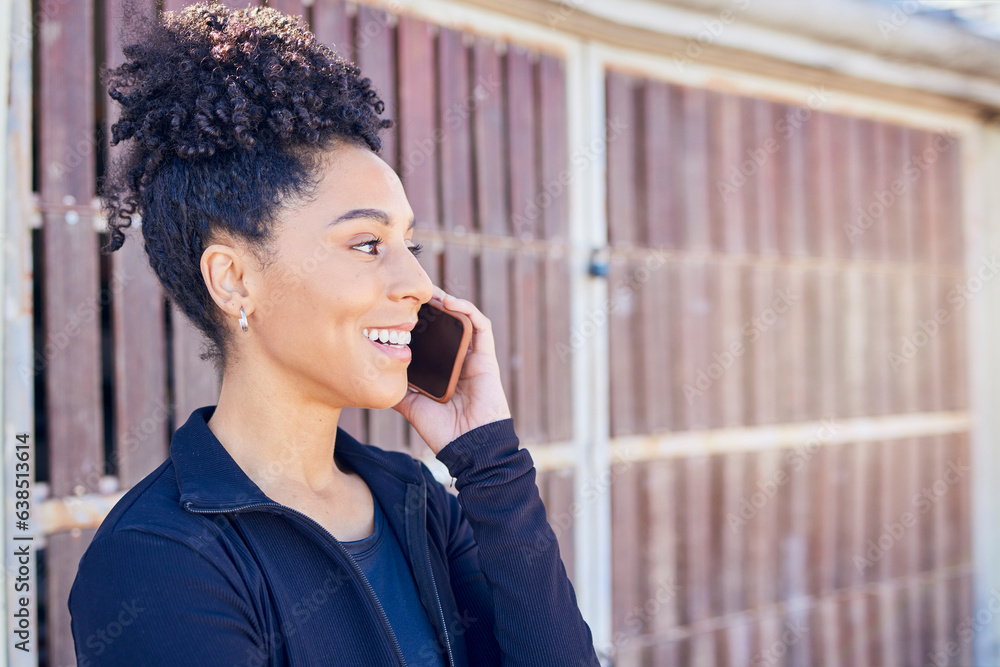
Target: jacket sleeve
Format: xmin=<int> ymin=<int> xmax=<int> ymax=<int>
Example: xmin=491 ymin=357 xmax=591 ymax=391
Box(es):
xmin=435 ymin=418 xmax=601 ymax=667
xmin=68 ymin=528 xmax=268 ymax=667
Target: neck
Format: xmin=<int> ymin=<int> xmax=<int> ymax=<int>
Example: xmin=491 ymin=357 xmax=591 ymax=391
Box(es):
xmin=206 ymin=362 xmax=348 ymax=498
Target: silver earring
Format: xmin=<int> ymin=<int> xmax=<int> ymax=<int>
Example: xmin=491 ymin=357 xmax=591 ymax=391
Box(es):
xmin=239 ymin=306 xmax=248 ymax=332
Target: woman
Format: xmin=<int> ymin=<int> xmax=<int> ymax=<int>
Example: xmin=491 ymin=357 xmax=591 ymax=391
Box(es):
xmin=68 ymin=3 xmax=600 ymax=666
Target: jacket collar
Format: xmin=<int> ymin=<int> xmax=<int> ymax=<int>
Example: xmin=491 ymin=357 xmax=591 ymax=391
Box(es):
xmin=172 ymin=405 xmax=424 ymax=511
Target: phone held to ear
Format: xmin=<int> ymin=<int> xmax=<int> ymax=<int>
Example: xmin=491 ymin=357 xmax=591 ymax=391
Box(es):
xmin=406 ymin=296 xmax=473 ymax=403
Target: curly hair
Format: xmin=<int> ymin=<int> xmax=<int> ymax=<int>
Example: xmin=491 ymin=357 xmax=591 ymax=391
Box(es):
xmin=99 ymin=1 xmax=392 ymax=377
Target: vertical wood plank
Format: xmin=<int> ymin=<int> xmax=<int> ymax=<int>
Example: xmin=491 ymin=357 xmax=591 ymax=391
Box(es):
xmin=472 ymin=37 xmax=512 ymax=403
xmin=397 ymin=15 xmax=439 ymax=234
xmin=265 ymin=0 xmax=306 ymax=19
xmin=507 ymin=46 xmax=543 ymax=444
xmin=611 ymin=463 xmax=643 ymax=659
xmin=637 ymin=80 xmax=673 ymax=435
xmin=355 ymin=4 xmax=398 ymax=171
xmin=39 ymin=0 xmax=101 ymax=662
xmin=105 ymin=0 xmax=169 ymax=487
xmin=547 ymin=467 xmax=576 ymax=589
xmin=312 ymin=0 xmax=352 ymax=61
xmin=680 ymin=455 xmax=715 ymax=665
xmin=606 ymin=71 xmax=639 ymax=438
xmin=538 ymin=53 xmax=573 ymax=443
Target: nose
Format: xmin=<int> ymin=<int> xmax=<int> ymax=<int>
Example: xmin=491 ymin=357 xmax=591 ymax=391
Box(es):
xmin=387 ymin=243 xmax=434 ymax=306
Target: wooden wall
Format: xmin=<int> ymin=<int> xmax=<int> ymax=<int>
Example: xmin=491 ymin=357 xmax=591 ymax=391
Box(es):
xmin=36 ymin=1 xmax=578 ymax=664
xmin=30 ymin=1 xmax=971 ymax=666
xmin=605 ymin=71 xmax=971 ymax=666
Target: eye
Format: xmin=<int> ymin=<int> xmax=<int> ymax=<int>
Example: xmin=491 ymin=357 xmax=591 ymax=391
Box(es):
xmin=352 ymin=235 xmax=384 ymax=255
xmin=351 ymin=236 xmax=425 ymax=257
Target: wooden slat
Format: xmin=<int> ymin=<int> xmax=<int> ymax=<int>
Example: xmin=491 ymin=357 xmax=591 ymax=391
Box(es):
xmin=397 ymin=15 xmax=438 ymax=233
xmin=606 ymin=71 xmax=639 ymax=439
xmin=265 ymin=0 xmax=306 ymax=20
xmin=707 ymin=91 xmax=741 ymax=253
xmin=471 ymin=38 xmax=512 ymax=401
xmin=716 ymin=450 xmax=749 ymax=664
xmin=311 ymin=0 xmax=352 ymax=61
xmin=680 ymin=454 xmax=715 ymax=664
xmin=646 ymin=457 xmax=679 ymax=637
xmin=436 ymin=25 xmax=479 ymax=442
xmin=39 ymin=0 xmax=101 ymax=663
xmin=641 ymin=80 xmax=680 ymax=251
xmin=611 ymin=463 xmax=643 ymax=658
xmin=547 ymin=467 xmax=576 ymax=588
xmin=636 ymin=80 xmax=673 ymax=435
xmin=608 ymin=255 xmax=638 ymax=437
xmin=355 ymin=4 xmax=398 ymax=170
xmin=636 ymin=252 xmax=671 ymax=435
xmin=506 ymin=46 xmax=543 ymax=444
xmin=538 ymin=53 xmax=573 ymax=442
xmin=106 ymin=0 xmax=169 ymax=488
xmin=682 ymin=86 xmax=710 ymax=253
xmin=606 ymin=71 xmax=640 ymax=249
xmin=754 ymin=99 xmax=778 ymax=256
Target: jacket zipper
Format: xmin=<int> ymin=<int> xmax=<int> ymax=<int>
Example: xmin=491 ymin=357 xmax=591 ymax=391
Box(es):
xmin=422 ymin=499 xmax=455 ymax=667
xmin=426 ymin=547 xmax=454 ymax=667
xmin=184 ymin=501 xmax=408 ymax=667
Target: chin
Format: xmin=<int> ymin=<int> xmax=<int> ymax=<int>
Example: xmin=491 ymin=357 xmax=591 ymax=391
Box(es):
xmin=365 ymin=379 xmax=410 ymax=410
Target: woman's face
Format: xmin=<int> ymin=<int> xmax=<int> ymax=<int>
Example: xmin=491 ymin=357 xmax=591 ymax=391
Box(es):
xmin=240 ymin=141 xmax=434 ymax=410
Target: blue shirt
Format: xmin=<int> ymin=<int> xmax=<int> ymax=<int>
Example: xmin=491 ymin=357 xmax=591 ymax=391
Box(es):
xmin=341 ymin=493 xmax=447 ymax=666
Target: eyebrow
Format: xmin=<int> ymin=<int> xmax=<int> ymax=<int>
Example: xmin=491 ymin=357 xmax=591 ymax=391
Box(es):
xmin=329 ymin=208 xmax=416 ymax=231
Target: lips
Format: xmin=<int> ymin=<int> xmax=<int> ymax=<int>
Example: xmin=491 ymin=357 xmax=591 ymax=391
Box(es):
xmin=365 ymin=333 xmax=412 ymax=362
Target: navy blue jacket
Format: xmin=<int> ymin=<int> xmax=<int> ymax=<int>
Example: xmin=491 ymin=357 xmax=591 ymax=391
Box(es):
xmin=68 ymin=405 xmax=600 ymax=666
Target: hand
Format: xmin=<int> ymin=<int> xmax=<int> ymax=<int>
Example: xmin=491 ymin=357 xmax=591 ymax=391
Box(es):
xmin=392 ymin=285 xmax=512 ymax=455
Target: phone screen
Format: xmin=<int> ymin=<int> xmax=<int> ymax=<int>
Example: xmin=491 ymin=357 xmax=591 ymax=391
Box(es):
xmin=407 ymin=302 xmax=467 ymax=399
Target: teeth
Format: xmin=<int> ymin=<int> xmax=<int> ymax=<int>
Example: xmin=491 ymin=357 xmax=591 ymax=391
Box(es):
xmin=363 ymin=329 xmax=411 ymax=345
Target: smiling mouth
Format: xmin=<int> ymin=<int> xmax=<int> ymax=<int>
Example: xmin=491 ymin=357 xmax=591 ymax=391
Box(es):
xmin=363 ymin=328 xmax=411 ymax=348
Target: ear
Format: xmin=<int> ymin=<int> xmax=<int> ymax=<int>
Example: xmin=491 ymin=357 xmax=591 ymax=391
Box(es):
xmin=201 ymin=243 xmax=253 ymax=320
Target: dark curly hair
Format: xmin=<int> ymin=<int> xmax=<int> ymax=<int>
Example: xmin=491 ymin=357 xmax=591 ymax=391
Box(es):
xmin=99 ymin=1 xmax=392 ymax=377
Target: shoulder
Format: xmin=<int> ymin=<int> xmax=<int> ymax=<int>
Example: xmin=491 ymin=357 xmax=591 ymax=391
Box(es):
xmin=74 ymin=460 xmax=249 ymax=590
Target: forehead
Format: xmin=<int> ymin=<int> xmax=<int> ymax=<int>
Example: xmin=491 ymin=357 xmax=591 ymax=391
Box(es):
xmin=319 ymin=142 xmax=407 ymax=205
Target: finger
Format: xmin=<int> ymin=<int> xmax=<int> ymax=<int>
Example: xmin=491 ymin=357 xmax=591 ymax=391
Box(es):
xmin=442 ymin=293 xmax=489 ymax=332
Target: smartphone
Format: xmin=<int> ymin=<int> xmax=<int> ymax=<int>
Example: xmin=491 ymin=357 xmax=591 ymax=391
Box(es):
xmin=406 ymin=297 xmax=473 ymax=403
